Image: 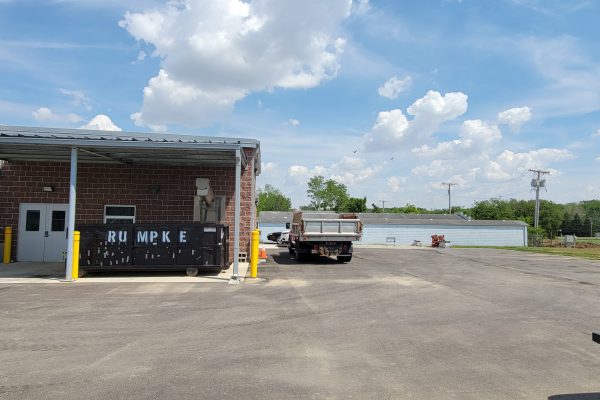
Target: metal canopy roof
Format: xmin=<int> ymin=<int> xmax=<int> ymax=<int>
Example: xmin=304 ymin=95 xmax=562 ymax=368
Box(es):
xmin=0 ymin=125 xmax=261 ymax=171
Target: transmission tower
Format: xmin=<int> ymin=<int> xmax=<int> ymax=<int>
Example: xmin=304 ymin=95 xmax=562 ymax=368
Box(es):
xmin=442 ymin=182 xmax=457 ymax=214
xmin=529 ymin=169 xmax=550 ymax=228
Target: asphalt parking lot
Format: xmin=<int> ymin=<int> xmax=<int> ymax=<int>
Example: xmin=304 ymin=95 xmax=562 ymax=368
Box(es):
xmin=1 ymin=247 xmax=600 ymax=399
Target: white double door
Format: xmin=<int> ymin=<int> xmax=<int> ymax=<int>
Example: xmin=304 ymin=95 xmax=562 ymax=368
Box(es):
xmin=18 ymin=203 xmax=69 ymax=262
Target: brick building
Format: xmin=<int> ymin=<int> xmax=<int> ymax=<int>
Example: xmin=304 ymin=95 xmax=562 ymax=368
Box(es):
xmin=0 ymin=126 xmax=260 ymax=279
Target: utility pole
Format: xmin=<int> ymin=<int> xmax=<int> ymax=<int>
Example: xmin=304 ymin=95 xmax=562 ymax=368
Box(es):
xmin=529 ymin=169 xmax=550 ymax=228
xmin=379 ymin=200 xmax=387 ymax=213
xmin=442 ymin=183 xmax=457 ymax=214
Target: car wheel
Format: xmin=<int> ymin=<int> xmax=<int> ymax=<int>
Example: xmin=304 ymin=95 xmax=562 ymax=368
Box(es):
xmin=186 ymin=268 xmax=199 ymax=276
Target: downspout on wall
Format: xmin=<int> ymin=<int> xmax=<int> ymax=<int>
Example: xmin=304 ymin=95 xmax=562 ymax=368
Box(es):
xmin=65 ymin=147 xmax=78 ymax=281
xmin=230 ymin=147 xmax=241 ymax=283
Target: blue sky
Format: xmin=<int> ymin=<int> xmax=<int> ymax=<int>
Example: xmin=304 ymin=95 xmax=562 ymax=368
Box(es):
xmin=1 ymin=0 xmax=599 ymax=209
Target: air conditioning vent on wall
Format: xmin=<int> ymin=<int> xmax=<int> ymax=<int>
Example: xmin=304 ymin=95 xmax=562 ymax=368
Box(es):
xmin=195 ymin=178 xmax=215 ymax=206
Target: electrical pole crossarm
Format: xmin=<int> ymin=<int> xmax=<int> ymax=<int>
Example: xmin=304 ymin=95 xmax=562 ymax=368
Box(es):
xmin=529 ymin=169 xmax=550 ymax=229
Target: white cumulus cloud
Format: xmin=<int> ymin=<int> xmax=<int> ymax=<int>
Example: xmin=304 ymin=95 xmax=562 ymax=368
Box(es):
xmin=284 ymin=119 xmax=300 ymax=126
xmin=409 ymin=102 xmax=572 ymax=187
xmin=412 ymin=119 xmax=502 ymax=158
xmin=80 ymin=114 xmax=122 ymax=131
xmin=351 ymin=0 xmax=370 ymax=15
xmin=364 ymin=90 xmax=468 ymax=151
xmin=411 ymin=159 xmax=453 ymax=178
xmin=60 ymin=89 xmax=92 ymax=111
xmin=387 ymin=176 xmax=407 ymax=192
xmin=497 ymin=106 xmax=533 ymax=132
xmin=377 ymin=75 xmax=412 ymax=99
xmin=486 ymin=148 xmax=574 ymax=180
xmin=288 ymin=165 xmax=309 ymax=178
xmin=261 ymin=161 xmax=277 ymax=173
xmin=32 ymin=107 xmax=83 ymax=124
xmin=287 ymin=156 xmax=383 ymax=187
xmin=120 ymin=0 xmax=351 ymax=128
xmin=365 ymin=109 xmax=409 ymax=149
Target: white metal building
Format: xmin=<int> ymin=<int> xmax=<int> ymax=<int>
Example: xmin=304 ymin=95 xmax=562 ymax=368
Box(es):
xmin=258 ymin=212 xmax=528 ymax=247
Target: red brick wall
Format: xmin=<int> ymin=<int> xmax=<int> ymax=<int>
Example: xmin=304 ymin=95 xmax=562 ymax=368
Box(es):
xmin=0 ymin=150 xmax=256 ymax=263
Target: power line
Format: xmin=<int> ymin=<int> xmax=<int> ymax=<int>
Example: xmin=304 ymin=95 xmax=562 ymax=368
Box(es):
xmin=441 ymin=182 xmax=457 ymax=214
xmin=529 ymin=169 xmax=550 ymax=228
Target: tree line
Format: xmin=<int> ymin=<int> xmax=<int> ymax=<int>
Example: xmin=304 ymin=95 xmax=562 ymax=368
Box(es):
xmin=258 ymin=177 xmax=368 ymax=214
xmin=257 ymin=176 xmax=600 ymax=237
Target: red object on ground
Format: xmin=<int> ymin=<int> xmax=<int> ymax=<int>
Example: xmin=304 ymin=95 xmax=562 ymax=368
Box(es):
xmin=431 ymin=234 xmax=445 ymax=247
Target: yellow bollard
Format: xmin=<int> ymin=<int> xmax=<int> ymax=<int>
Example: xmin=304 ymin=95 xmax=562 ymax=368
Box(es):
xmin=3 ymin=227 xmax=12 ymax=264
xmin=72 ymin=231 xmax=80 ymax=280
xmin=250 ymin=229 xmax=259 ymax=278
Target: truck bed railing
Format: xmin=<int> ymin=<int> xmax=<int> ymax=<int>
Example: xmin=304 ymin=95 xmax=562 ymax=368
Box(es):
xmin=300 ymin=219 xmax=362 ymax=236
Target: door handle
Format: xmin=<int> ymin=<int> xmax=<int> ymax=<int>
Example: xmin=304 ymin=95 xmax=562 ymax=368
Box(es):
xmin=45 ymin=231 xmax=49 ymax=237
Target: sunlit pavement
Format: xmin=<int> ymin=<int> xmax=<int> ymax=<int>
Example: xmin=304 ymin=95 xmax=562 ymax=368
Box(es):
xmin=1 ymin=247 xmax=599 ymax=399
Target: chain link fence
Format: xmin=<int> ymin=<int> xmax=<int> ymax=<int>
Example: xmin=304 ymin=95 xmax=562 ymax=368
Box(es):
xmin=529 ymin=233 xmax=544 ymax=247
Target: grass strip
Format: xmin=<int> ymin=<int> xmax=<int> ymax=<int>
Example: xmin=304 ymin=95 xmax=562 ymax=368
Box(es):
xmin=453 ymin=246 xmax=600 ymax=260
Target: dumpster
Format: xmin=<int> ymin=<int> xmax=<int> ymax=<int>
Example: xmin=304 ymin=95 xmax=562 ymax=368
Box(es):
xmin=78 ymin=223 xmax=229 ymax=274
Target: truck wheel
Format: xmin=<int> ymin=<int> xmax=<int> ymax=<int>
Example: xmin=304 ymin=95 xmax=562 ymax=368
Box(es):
xmin=294 ymin=249 xmax=305 ymax=262
xmin=186 ymin=268 xmax=199 ymax=277
xmin=288 ymin=244 xmax=296 ymax=256
xmin=337 ymin=255 xmax=352 ymax=263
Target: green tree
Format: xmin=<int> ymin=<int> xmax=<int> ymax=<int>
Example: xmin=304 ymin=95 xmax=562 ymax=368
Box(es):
xmin=563 ymin=213 xmax=585 ymax=236
xmin=538 ymin=200 xmax=564 ymax=238
xmin=370 ymin=203 xmax=381 ymax=213
xmin=560 ymin=201 xmax=600 ymax=236
xmin=528 ymin=226 xmax=546 ymax=246
xmin=306 ymin=176 xmax=349 ymax=211
xmin=581 ymin=200 xmax=600 ymax=233
xmin=471 ymin=198 xmax=563 ymax=237
xmin=508 ymin=199 xmax=534 ymax=221
xmin=257 ymin=184 xmax=291 ymax=212
xmin=573 ymin=213 xmax=584 ymax=236
xmin=470 ymin=198 xmax=513 ymax=220
xmin=342 ymin=197 xmax=367 ymax=213
xmin=399 ymin=203 xmax=428 ymax=214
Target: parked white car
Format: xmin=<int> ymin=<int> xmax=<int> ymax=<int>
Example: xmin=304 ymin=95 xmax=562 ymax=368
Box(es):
xmin=277 ymin=230 xmax=290 ymax=246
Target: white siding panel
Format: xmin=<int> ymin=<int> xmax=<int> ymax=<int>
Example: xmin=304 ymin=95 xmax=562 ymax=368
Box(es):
xmin=361 ymin=224 xmax=526 ymax=246
xmin=258 ymin=223 xmax=287 ymax=242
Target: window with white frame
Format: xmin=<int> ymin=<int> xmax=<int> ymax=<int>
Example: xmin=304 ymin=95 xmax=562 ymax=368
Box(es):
xmin=104 ymin=205 xmax=136 ymax=224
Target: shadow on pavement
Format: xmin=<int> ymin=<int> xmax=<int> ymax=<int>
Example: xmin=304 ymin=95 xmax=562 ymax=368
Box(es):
xmin=549 ymin=394 xmax=600 ymax=400
xmin=0 ymin=262 xmax=222 ymax=278
xmin=0 ymin=262 xmax=64 ymax=278
xmin=270 ymin=250 xmax=342 ymax=266
xmin=82 ymin=269 xmax=222 ymax=278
